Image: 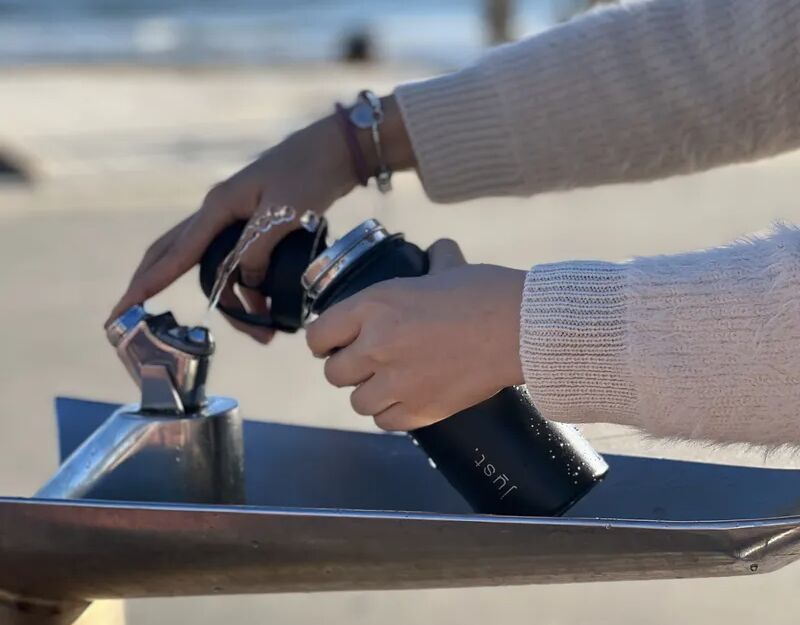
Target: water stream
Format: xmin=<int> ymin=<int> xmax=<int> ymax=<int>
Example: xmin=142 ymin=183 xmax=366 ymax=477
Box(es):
xmin=203 ymin=205 xmax=322 ymax=326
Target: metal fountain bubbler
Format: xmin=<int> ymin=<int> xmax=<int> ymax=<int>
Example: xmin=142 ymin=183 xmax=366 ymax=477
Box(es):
xmin=36 ymin=305 xmax=244 ymax=505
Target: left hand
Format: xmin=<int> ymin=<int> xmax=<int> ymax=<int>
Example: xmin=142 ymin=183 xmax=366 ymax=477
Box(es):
xmin=306 ymin=239 xmax=526 ymax=431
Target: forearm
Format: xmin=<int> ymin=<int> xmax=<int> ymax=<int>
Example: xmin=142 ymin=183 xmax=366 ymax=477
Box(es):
xmin=521 ymin=224 xmax=800 ymax=446
xmin=395 ymin=0 xmax=800 ymax=202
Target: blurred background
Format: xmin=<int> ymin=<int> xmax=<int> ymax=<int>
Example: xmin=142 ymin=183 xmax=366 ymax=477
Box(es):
xmin=2 ymin=1 xmax=800 ymax=623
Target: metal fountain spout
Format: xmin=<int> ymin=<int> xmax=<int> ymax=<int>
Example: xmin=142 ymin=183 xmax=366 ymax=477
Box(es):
xmin=106 ymin=304 xmax=214 ymax=415
xmin=35 ymin=305 xmax=244 ymax=504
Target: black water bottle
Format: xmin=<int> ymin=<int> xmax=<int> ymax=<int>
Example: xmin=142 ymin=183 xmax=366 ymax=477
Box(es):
xmin=200 ymin=218 xmax=608 ymax=516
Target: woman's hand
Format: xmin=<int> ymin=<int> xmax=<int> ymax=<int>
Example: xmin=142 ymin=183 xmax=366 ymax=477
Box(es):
xmin=107 ymin=116 xmax=355 ymax=342
xmin=107 ymin=95 xmax=415 ymax=343
xmin=306 ymin=240 xmax=526 ymax=431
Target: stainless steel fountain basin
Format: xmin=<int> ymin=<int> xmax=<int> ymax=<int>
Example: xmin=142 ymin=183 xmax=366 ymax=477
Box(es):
xmin=2 ymin=396 xmax=800 ymax=608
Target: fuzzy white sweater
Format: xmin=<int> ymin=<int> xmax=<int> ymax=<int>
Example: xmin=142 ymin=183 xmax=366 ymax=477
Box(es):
xmin=395 ymin=0 xmax=800 ymax=445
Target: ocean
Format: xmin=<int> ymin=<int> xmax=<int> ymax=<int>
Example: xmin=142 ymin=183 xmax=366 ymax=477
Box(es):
xmin=0 ymin=1 xmax=582 ymax=67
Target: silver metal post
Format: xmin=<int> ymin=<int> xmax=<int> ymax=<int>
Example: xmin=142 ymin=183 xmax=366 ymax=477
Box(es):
xmin=35 ymin=397 xmax=244 ymax=504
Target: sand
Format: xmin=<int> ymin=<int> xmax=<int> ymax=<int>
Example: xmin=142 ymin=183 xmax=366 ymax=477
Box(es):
xmin=2 ymin=64 xmax=800 ymax=624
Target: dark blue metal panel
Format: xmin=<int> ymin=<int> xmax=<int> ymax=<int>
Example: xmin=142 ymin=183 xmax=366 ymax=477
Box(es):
xmin=1 ymin=396 xmax=794 ymax=601
xmin=55 ymin=397 xmax=119 ymax=462
xmin=54 ymin=397 xmax=800 ymax=521
xmin=55 ymin=397 xmax=472 ymax=514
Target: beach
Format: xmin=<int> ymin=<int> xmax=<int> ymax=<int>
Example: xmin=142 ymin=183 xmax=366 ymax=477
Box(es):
xmin=2 ymin=63 xmax=800 ymax=624
xmin=0 ymin=0 xmax=552 ymax=68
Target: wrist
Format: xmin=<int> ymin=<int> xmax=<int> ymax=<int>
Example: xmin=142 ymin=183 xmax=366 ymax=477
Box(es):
xmin=310 ymin=94 xmax=416 ymax=201
xmin=498 ymin=266 xmax=526 ymax=387
xmin=372 ymin=95 xmax=416 ymax=173
xmin=348 ymin=95 xmax=415 ymax=182
xmin=306 ymin=114 xmax=361 ymax=200
xmin=475 ymin=264 xmax=526 ymax=388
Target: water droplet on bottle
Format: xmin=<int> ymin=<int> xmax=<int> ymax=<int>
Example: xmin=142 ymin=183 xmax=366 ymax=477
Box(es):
xmin=251 ymin=540 xmax=260 ymax=549
xmin=749 ymin=563 xmax=759 ymax=572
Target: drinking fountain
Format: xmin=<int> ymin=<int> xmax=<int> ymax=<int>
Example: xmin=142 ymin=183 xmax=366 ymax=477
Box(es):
xmin=3 ymin=306 xmax=800 ymax=624
xmin=36 ymin=305 xmax=244 ymax=505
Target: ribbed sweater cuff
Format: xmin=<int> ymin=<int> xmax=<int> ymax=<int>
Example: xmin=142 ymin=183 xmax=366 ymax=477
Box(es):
xmin=394 ymin=64 xmax=524 ymax=203
xmin=520 ymin=261 xmax=638 ymax=425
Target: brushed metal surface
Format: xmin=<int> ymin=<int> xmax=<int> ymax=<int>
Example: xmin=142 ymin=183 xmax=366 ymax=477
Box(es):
xmin=53 ymin=398 xmax=800 ymax=522
xmin=1 ymin=497 xmax=797 ymax=602
xmin=3 ymin=397 xmax=800 ymax=607
xmin=0 ymin=590 xmax=88 ymax=625
xmin=37 ymin=398 xmax=244 ymax=505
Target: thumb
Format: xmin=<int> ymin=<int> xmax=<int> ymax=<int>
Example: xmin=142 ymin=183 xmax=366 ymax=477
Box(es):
xmin=427 ymin=238 xmax=466 ymax=273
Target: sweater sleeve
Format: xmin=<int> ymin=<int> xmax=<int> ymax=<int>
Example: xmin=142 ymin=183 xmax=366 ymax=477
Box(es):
xmin=394 ymin=0 xmax=800 ymax=203
xmin=519 ymin=224 xmax=800 ymax=446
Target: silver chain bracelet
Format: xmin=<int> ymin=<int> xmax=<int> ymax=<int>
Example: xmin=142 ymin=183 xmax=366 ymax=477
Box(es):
xmin=348 ymin=90 xmax=393 ymax=193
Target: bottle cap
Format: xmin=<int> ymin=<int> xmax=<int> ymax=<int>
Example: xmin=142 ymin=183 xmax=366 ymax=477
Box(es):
xmin=301 ymin=219 xmax=389 ymax=301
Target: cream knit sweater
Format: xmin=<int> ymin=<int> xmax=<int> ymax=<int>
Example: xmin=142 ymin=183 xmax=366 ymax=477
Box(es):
xmin=394 ymin=0 xmax=800 ymax=445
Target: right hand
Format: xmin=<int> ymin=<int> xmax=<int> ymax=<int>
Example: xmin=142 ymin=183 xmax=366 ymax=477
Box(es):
xmin=107 ymin=115 xmax=359 ymax=344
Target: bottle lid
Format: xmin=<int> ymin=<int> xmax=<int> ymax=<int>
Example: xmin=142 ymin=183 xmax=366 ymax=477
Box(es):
xmin=302 ymin=219 xmax=389 ymax=301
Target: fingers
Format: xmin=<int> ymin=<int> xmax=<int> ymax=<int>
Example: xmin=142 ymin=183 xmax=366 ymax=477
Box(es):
xmin=349 ymin=381 xmax=438 ymax=432
xmin=128 ymin=213 xmax=194 ymax=288
xmin=236 ymin=284 xmax=270 ymax=317
xmin=326 ymin=346 xmax=416 ymax=431
xmin=349 ymin=374 xmax=397 ymax=417
xmin=427 ymin=238 xmax=466 ymax=273
xmin=305 ymin=298 xmax=362 ymax=358
xmin=373 ymin=403 xmax=413 ymax=432
xmin=237 ymin=201 xmax=301 ymax=290
xmin=108 ymin=186 xmax=235 ymax=323
xmin=140 ymin=202 xmax=231 ymax=297
xmin=108 ymin=216 xmax=192 ymax=323
xmin=324 ymin=347 xmax=373 ymax=388
xmin=217 ymin=280 xmax=275 ymax=344
xmin=239 ymin=265 xmax=267 ymax=291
